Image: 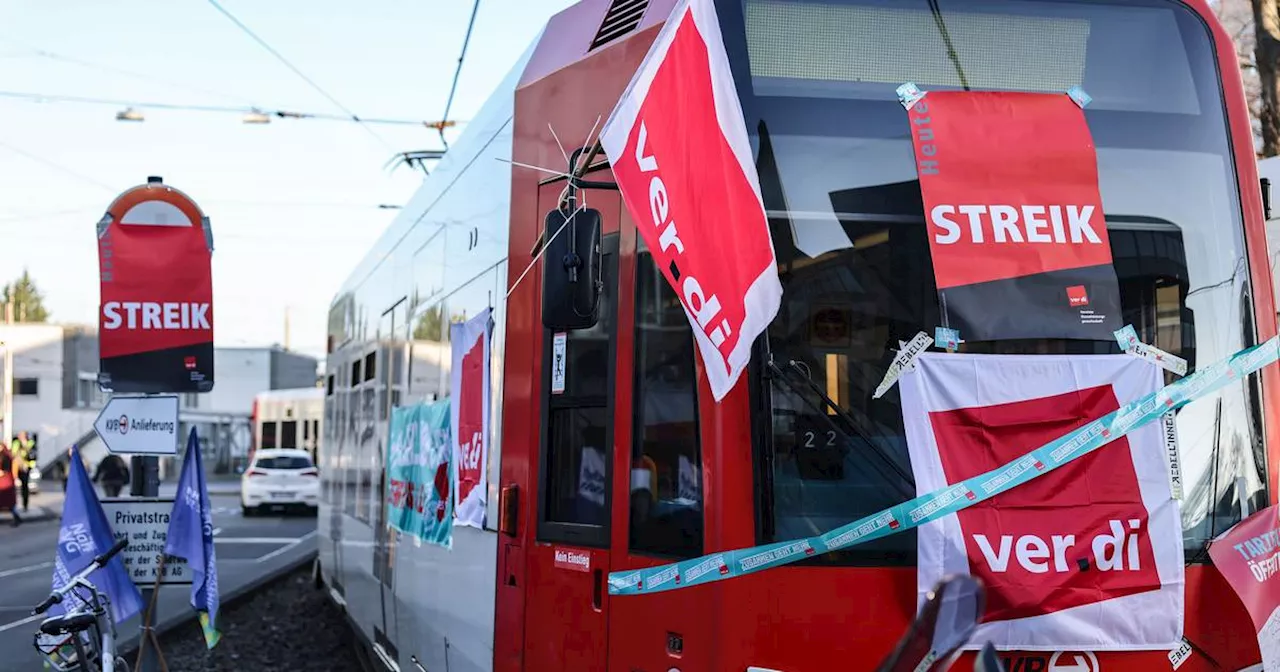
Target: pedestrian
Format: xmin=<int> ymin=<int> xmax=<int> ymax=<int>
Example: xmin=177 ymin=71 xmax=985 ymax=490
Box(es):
xmin=93 ymin=453 xmax=130 ymax=497
xmin=12 ymin=431 xmax=33 ymax=512
xmin=0 ymin=443 xmax=21 ymax=527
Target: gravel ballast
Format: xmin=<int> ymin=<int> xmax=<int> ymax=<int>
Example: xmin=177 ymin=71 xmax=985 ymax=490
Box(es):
xmin=128 ymin=564 xmax=363 ymax=671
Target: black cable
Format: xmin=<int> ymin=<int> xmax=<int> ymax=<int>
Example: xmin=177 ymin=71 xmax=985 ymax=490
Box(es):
xmin=0 ymin=139 xmax=114 ymax=192
xmin=927 ymin=0 xmax=970 ymax=91
xmin=0 ymin=90 xmax=447 ymax=126
xmin=439 ymin=0 xmax=482 ymax=150
xmin=205 ymin=0 xmax=393 ymax=151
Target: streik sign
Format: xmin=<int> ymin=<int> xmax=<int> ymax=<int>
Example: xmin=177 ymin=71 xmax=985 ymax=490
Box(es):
xmin=600 ymin=0 xmax=782 ymax=402
xmin=97 ymin=178 xmax=215 ymax=393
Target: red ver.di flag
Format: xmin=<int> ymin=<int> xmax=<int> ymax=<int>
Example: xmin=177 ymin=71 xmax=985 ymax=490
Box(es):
xmin=450 ymin=309 xmax=492 ymax=529
xmin=906 ymin=91 xmax=1121 ymax=340
xmin=97 ymin=178 xmax=214 ymax=393
xmin=900 ymin=353 xmax=1183 ymax=650
xmin=601 ymin=0 xmax=782 ymax=401
xmin=1209 ymin=503 xmax=1280 ymax=669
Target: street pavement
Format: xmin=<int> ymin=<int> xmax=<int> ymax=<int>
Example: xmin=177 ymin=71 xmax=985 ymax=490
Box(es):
xmin=0 ymin=481 xmax=317 ymax=672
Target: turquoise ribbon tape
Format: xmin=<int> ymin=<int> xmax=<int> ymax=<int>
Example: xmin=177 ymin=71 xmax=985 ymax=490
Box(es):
xmin=608 ymin=337 xmax=1280 ymax=595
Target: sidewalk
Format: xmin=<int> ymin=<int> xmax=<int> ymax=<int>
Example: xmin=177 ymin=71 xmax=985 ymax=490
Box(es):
xmin=7 ymin=475 xmax=242 ymax=525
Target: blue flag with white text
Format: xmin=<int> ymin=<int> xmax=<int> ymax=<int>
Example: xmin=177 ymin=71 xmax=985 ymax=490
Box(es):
xmin=50 ymin=445 xmax=144 ymax=625
xmin=164 ymin=428 xmax=221 ymax=648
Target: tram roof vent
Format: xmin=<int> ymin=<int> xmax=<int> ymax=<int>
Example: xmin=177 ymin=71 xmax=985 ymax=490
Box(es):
xmin=589 ymin=0 xmax=649 ymax=51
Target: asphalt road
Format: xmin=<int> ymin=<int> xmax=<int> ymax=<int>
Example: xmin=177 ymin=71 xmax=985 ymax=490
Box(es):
xmin=0 ymin=488 xmax=317 ymax=672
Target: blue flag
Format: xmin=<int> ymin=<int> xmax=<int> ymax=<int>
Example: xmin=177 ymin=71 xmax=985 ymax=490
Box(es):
xmin=164 ymin=428 xmax=221 ymax=648
xmin=50 ymin=445 xmax=144 ymax=625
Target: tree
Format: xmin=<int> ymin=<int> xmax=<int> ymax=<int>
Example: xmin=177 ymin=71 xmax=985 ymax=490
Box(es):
xmin=413 ymin=305 xmax=444 ymax=341
xmin=1213 ymin=0 xmax=1266 ymax=154
xmin=1 ymin=269 xmax=50 ymax=323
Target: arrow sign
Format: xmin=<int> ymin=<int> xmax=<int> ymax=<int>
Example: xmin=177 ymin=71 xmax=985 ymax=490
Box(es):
xmin=94 ymin=395 xmax=180 ymax=455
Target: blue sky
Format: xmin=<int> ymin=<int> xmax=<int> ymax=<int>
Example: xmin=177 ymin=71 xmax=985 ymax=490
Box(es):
xmin=0 ymin=0 xmax=573 ymax=360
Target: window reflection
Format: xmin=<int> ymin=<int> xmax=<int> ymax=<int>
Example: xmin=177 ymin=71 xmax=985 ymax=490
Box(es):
xmin=630 ymin=244 xmax=704 ymax=558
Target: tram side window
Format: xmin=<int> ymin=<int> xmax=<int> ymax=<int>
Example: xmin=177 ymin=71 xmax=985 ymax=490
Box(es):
xmin=630 ymin=245 xmax=704 ymax=558
xmin=282 ymin=420 xmax=298 ymax=449
xmin=539 ymin=235 xmax=619 ymax=546
xmin=261 ymin=422 xmax=278 ymax=450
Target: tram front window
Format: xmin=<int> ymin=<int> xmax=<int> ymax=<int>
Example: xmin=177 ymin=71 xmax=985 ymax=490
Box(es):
xmin=720 ymin=0 xmax=1267 ymax=564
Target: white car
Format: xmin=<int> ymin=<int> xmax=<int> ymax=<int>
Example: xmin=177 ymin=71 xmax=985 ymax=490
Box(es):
xmin=240 ymin=449 xmax=320 ymax=516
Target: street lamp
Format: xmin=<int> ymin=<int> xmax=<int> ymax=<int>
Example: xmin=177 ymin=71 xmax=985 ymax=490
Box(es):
xmin=116 ymin=107 xmax=144 ymax=122
xmin=242 ymin=109 xmax=271 ymax=124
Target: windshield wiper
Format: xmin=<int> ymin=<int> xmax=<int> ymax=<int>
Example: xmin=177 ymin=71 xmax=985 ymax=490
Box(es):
xmin=766 ymin=358 xmax=916 ymax=499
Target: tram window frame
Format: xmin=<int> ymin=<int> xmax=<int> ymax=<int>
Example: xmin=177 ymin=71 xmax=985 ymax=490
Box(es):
xmin=536 ymin=233 xmax=620 ymax=549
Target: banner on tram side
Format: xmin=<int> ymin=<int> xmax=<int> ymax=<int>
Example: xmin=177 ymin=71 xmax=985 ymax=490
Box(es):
xmin=97 ymin=178 xmax=215 ymax=394
xmin=1209 ymin=503 xmax=1280 ymax=670
xmin=387 ymin=399 xmax=453 ymax=548
xmin=899 ymin=353 xmax=1183 ymax=650
xmin=450 ymin=309 xmax=492 ymax=530
xmin=601 ymin=0 xmax=782 ymax=402
xmin=904 ymin=90 xmax=1121 ymax=341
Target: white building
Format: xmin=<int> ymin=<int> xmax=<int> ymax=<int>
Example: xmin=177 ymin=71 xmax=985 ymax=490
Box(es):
xmin=0 ymin=323 xmax=318 ymax=478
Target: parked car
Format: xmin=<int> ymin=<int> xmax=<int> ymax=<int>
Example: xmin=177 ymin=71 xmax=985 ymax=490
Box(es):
xmin=239 ymin=449 xmax=320 ymax=516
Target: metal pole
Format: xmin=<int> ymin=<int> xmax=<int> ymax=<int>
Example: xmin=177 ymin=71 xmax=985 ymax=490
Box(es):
xmin=130 ymin=450 xmax=161 ymax=672
xmin=1 ymin=340 xmax=12 ymax=446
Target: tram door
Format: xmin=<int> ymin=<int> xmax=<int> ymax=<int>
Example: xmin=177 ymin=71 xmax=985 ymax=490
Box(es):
xmin=523 ymin=184 xmax=622 ymax=671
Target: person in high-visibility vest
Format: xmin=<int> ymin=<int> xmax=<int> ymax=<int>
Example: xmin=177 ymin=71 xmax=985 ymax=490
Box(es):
xmin=11 ymin=431 xmax=33 ymax=512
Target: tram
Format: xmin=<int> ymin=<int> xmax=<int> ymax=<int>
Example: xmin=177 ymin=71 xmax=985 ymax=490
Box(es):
xmin=319 ymin=0 xmax=1278 ymax=670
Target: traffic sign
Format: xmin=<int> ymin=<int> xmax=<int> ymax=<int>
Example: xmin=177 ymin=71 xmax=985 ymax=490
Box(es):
xmin=94 ymin=395 xmax=179 ymax=455
xmin=102 ymin=498 xmax=191 ymax=585
xmin=97 ymin=176 xmax=215 ymax=394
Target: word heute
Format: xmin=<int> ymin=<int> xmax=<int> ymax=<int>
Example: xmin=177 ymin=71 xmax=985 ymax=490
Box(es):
xmin=634 ymin=122 xmax=735 ymax=352
xmin=930 ymin=205 xmax=1103 ymax=245
xmin=103 ymin=301 xmax=211 ymax=330
xmin=974 ymin=519 xmax=1144 ymax=574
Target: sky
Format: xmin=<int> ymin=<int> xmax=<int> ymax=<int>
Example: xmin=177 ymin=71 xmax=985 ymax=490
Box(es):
xmin=0 ymin=0 xmax=574 ymax=361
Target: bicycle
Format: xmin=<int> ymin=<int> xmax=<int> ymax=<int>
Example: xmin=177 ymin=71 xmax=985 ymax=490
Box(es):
xmin=30 ymin=537 xmax=129 ymax=672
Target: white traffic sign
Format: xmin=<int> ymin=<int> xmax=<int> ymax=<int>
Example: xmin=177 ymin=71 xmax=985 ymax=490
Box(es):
xmin=94 ymin=394 xmax=179 ymax=455
xmin=102 ymin=498 xmax=191 ymax=585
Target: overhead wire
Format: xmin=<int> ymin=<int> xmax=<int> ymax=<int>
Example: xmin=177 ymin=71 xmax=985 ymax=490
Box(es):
xmin=0 ymin=139 xmax=115 ymax=193
xmin=0 ymin=90 xmax=454 ymax=127
xmin=204 ymin=0 xmax=395 ymax=152
xmin=438 ymin=0 xmax=482 ymax=149
xmin=0 ymin=36 xmax=254 ymax=105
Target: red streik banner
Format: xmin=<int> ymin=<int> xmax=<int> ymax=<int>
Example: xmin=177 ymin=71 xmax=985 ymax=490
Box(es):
xmin=97 ymin=178 xmax=214 ymax=393
xmin=1209 ymin=503 xmax=1280 ymax=669
xmin=906 ymin=91 xmax=1121 ymax=341
xmin=600 ymin=0 xmax=782 ymax=402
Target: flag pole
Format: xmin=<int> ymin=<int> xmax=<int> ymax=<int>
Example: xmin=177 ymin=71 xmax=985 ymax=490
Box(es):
xmin=132 ymin=554 xmax=170 ymax=672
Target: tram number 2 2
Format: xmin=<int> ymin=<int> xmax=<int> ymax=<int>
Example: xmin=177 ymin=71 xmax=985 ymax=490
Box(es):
xmin=800 ymin=429 xmax=837 ymax=448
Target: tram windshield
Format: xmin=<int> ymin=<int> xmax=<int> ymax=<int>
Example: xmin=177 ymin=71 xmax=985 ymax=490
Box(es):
xmin=719 ymin=0 xmax=1265 ymax=563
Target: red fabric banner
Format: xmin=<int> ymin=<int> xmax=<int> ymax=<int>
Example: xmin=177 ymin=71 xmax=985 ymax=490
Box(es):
xmin=907 ymin=91 xmax=1121 ymax=341
xmin=97 ymin=182 xmax=214 ymax=393
xmin=601 ymin=0 xmax=782 ymax=402
xmin=1209 ymin=504 xmax=1280 ymax=669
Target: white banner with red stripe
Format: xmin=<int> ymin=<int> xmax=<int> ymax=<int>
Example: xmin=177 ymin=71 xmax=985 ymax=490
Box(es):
xmin=900 ymin=353 xmax=1183 ymax=650
xmin=450 ymin=308 xmax=492 ymax=530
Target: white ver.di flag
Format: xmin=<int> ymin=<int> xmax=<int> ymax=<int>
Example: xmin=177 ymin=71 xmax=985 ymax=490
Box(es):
xmin=899 ymin=353 xmax=1183 ymax=650
xmin=450 ymin=308 xmax=492 ymax=529
xmin=600 ymin=0 xmax=782 ymax=401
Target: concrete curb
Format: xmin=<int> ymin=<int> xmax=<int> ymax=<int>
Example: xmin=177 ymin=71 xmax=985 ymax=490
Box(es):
xmin=10 ymin=506 xmax=58 ymax=525
xmin=118 ymin=549 xmax=319 ymax=661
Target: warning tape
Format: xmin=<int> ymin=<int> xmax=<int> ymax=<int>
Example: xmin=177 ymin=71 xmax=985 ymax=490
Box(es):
xmin=608 ymin=337 xmax=1280 ymax=595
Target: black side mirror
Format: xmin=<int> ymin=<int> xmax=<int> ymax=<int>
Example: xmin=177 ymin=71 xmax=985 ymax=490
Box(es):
xmin=541 ymin=205 xmax=602 ymax=331
xmin=875 ymin=575 xmax=986 ymax=672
